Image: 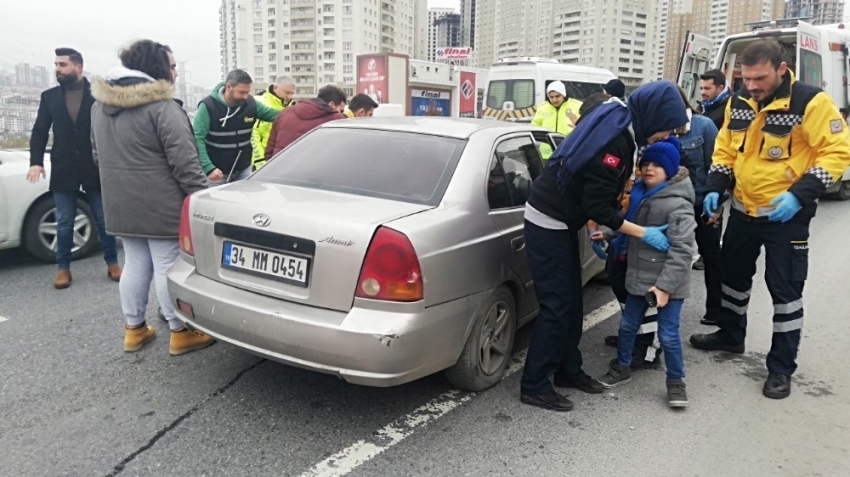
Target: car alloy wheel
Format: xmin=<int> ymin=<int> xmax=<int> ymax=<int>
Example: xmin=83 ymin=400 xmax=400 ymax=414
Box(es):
xmin=478 ymin=300 xmax=512 ymax=376
xmin=445 ymin=286 xmax=516 ymax=392
xmin=38 ymin=207 xmax=92 ymax=254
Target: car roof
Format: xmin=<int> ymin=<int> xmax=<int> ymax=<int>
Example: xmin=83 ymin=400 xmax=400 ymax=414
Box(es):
xmin=319 ymin=117 xmax=553 ymax=139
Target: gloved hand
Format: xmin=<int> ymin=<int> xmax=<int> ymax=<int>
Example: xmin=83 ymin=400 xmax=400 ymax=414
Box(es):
xmin=703 ymin=192 xmax=720 ymax=216
xmin=587 ymin=230 xmax=608 ymax=260
xmin=591 ymin=241 xmax=608 ymax=260
xmin=641 ymin=224 xmax=670 ymax=252
xmin=768 ymin=192 xmax=802 ymax=223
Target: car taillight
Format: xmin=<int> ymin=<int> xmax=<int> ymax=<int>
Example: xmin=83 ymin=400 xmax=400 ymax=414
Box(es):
xmin=356 ymin=227 xmax=423 ymax=302
xmin=179 ymin=196 xmax=194 ymax=256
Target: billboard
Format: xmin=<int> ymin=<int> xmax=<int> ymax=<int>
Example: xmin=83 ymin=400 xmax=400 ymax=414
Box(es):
xmin=459 ymin=71 xmax=476 ymax=118
xmin=435 ymin=47 xmax=473 ymax=61
xmin=411 ymin=89 xmax=451 ymax=116
xmin=357 ymin=55 xmax=388 ymax=104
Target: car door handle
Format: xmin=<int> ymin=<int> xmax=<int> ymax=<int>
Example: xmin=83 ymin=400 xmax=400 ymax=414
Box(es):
xmin=511 ymin=237 xmax=525 ymax=252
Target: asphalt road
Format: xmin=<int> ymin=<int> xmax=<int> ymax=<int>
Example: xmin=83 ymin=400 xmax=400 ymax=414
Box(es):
xmin=2 ymin=200 xmax=849 ymax=477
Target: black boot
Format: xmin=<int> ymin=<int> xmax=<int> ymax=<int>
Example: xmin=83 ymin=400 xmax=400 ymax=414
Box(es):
xmin=763 ymin=373 xmax=791 ymax=399
xmin=689 ymin=331 xmax=745 ymax=354
xmin=520 ymin=390 xmax=574 ymax=412
xmin=700 ymin=314 xmax=719 ymax=326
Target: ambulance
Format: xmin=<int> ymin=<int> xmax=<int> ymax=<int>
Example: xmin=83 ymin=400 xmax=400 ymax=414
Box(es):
xmin=482 ymin=57 xmax=617 ymax=122
xmin=677 ymin=17 xmax=850 ymax=200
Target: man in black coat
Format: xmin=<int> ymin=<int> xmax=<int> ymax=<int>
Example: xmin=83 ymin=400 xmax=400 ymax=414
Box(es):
xmin=28 ymin=48 xmax=121 ymax=289
xmin=698 ymin=69 xmax=730 ymax=130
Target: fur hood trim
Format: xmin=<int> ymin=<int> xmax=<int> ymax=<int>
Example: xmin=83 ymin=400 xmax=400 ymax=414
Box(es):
xmin=92 ymin=77 xmax=174 ymax=109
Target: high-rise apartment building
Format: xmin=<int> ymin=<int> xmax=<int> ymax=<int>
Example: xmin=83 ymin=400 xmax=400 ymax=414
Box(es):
xmin=662 ymin=0 xmax=785 ymax=80
xmin=12 ymin=64 xmax=49 ymax=89
xmin=15 ymin=64 xmax=32 ymax=88
xmin=460 ymin=0 xmax=476 ymax=48
xmin=219 ymin=0 xmax=428 ymax=98
xmin=435 ymin=13 xmax=462 ymax=54
xmin=551 ymin=0 xmax=656 ymax=91
xmin=428 ymin=7 xmax=455 ymax=62
xmin=465 ymin=0 xmax=657 ymax=86
xmin=786 ymin=0 xmax=846 ymax=24
xmin=653 ymin=0 xmax=672 ymax=80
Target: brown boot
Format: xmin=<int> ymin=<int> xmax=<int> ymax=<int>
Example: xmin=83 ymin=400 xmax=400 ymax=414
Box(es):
xmin=170 ymin=329 xmax=216 ymax=356
xmin=54 ymin=269 xmax=72 ymax=289
xmin=125 ymin=324 xmax=156 ymax=352
xmin=107 ymin=263 xmax=122 ymax=282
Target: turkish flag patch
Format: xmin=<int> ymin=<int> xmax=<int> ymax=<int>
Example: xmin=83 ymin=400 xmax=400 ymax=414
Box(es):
xmin=602 ymin=154 xmax=621 ymax=169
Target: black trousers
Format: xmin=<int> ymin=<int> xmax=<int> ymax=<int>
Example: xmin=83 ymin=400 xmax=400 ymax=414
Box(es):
xmin=606 ymin=256 xmax=659 ymax=362
xmin=520 ymin=221 xmax=585 ymax=395
xmin=694 ymin=204 xmax=724 ymax=319
xmin=716 ymin=211 xmax=810 ymax=376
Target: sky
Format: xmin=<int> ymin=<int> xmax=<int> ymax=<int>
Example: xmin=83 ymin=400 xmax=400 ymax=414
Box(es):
xmin=2 ymin=0 xmax=461 ymax=88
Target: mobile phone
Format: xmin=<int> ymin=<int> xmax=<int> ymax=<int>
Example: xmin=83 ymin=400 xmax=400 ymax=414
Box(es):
xmin=645 ymin=291 xmax=658 ymax=308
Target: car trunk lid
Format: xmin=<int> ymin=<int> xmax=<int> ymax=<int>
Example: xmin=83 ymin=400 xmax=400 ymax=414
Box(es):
xmin=190 ymin=181 xmax=432 ymax=312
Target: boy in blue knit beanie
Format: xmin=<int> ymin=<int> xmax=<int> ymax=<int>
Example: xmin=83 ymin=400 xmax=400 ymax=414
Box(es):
xmin=593 ymin=137 xmax=697 ymax=408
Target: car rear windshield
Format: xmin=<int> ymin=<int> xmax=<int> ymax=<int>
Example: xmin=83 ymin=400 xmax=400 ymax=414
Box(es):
xmin=251 ymin=128 xmax=467 ymax=206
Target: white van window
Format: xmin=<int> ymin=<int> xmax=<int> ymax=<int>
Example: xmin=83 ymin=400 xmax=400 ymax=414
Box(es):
xmin=799 ymin=49 xmax=823 ymax=88
xmin=546 ymin=80 xmax=606 ymax=101
xmin=487 ymin=80 xmax=535 ymax=109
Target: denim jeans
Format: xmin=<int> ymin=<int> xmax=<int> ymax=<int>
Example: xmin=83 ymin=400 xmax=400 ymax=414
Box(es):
xmin=617 ymin=293 xmax=686 ymax=379
xmin=520 ymin=220 xmax=586 ymax=396
xmin=120 ymin=237 xmax=184 ymax=331
xmin=54 ymin=190 xmax=118 ymax=270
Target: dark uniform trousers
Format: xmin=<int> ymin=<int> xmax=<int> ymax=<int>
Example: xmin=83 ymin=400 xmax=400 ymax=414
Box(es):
xmin=717 ymin=210 xmax=810 ymax=376
xmin=520 ymin=221 xmax=585 ymax=396
xmin=694 ymin=204 xmax=724 ymax=318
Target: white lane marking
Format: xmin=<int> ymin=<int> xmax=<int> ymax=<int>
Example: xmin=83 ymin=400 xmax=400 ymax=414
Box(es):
xmin=300 ymin=299 xmax=621 ymax=477
xmin=0 ymin=316 xmax=8 ymax=323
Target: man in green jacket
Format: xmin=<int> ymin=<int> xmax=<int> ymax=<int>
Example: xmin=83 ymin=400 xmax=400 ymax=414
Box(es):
xmin=193 ymin=69 xmax=279 ymax=183
xmin=251 ymin=75 xmax=295 ymax=170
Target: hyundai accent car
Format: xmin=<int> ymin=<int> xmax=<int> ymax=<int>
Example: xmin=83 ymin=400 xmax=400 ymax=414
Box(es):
xmin=167 ymin=118 xmax=604 ymax=391
xmin=0 ymin=149 xmax=99 ymax=262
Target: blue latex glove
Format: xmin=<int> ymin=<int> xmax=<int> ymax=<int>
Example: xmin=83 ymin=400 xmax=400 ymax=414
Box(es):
xmin=591 ymin=241 xmax=608 ymax=260
xmin=641 ymin=224 xmax=671 ymax=252
xmin=703 ymin=192 xmax=720 ymax=215
xmin=587 ymin=230 xmax=608 ymax=260
xmin=768 ymin=192 xmax=802 ymax=223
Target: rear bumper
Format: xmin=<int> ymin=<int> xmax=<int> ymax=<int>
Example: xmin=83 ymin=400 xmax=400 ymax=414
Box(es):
xmin=166 ymin=259 xmax=486 ymax=387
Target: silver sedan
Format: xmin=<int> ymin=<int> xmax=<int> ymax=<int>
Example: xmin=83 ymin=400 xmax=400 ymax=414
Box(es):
xmin=167 ymin=118 xmax=604 ymax=391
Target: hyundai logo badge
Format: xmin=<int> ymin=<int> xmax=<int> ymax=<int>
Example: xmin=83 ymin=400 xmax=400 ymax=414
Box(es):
xmin=253 ymin=213 xmax=271 ymax=227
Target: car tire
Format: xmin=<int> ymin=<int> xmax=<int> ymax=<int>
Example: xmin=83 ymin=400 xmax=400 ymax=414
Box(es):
xmin=828 ymin=180 xmax=850 ymax=201
xmin=22 ymin=197 xmax=98 ymax=263
xmin=445 ymin=286 xmax=517 ymax=392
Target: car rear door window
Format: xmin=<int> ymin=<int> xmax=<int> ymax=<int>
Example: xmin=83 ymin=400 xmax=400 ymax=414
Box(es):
xmin=252 ymin=128 xmax=467 ymax=206
xmin=487 ymin=135 xmax=542 ymax=209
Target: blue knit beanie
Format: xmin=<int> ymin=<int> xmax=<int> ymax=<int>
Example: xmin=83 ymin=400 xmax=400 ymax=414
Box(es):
xmin=639 ymin=136 xmax=681 ymax=180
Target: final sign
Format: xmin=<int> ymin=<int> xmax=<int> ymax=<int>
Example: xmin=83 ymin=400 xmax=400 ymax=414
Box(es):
xmin=436 ymin=47 xmax=473 ymax=60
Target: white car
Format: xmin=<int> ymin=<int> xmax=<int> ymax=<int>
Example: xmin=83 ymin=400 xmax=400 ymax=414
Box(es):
xmin=0 ymin=149 xmax=99 ymax=262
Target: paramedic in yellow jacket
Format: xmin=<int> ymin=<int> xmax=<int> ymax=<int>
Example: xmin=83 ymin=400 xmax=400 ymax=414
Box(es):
xmin=251 ymin=76 xmax=295 ymax=169
xmin=691 ymin=40 xmax=850 ymax=400
xmin=531 ymin=81 xmax=582 ymax=135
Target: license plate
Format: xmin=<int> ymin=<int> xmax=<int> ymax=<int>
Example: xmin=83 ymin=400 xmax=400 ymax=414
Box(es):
xmin=222 ymin=242 xmax=309 ymax=286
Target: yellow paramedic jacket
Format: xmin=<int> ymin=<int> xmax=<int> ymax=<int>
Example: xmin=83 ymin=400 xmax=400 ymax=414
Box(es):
xmin=251 ymin=88 xmax=294 ymax=169
xmin=531 ymin=98 xmax=583 ymax=136
xmin=705 ymin=70 xmax=850 ymax=217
